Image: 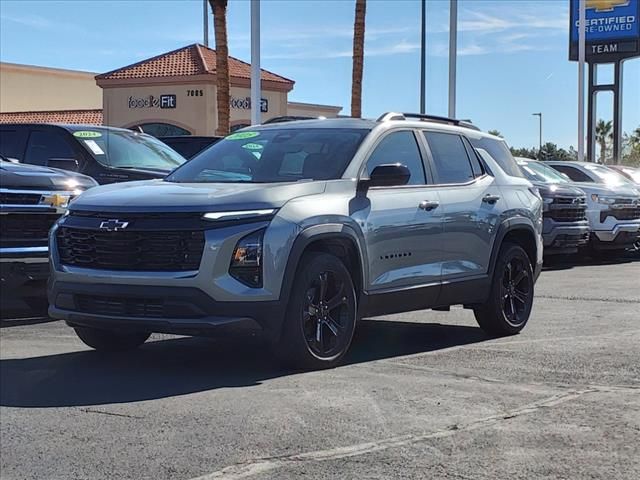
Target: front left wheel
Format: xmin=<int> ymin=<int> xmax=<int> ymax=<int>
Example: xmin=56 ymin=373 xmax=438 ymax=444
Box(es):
xmin=274 ymin=252 xmax=357 ymax=370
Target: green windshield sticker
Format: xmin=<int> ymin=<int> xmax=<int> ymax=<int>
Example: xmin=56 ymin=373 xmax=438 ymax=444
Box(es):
xmin=242 ymin=142 xmax=263 ymax=151
xmin=73 ymin=131 xmax=102 ymax=138
xmin=226 ymin=131 xmax=259 ymax=140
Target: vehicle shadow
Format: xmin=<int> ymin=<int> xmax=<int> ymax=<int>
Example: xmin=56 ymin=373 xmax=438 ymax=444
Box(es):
xmin=543 ymin=252 xmax=638 ymax=272
xmin=0 ymin=319 xmax=488 ymax=408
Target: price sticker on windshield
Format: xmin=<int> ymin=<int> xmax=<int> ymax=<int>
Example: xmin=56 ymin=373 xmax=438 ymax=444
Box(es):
xmin=226 ymin=131 xmax=260 ymax=140
xmin=73 ymin=131 xmax=102 ymax=138
xmin=84 ymin=139 xmax=105 ymax=155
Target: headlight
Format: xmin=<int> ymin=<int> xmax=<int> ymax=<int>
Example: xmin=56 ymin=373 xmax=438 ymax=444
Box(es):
xmin=542 ymin=197 xmax=554 ymax=204
xmin=203 ymin=209 xmax=276 ymax=221
xmin=591 ymin=194 xmax=616 ymax=205
xmin=229 ymin=229 xmax=264 ymax=288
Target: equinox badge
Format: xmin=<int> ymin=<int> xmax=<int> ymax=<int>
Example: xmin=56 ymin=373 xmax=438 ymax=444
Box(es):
xmin=99 ymin=219 xmax=129 ymax=232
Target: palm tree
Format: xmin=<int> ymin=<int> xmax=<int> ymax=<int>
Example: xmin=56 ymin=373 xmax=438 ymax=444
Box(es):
xmin=630 ymin=126 xmax=640 ymax=149
xmin=488 ymin=129 xmax=502 ymax=138
xmin=350 ymin=0 xmax=366 ymax=118
xmin=595 ymin=119 xmax=613 ymax=164
xmin=209 ymin=0 xmax=230 ymax=136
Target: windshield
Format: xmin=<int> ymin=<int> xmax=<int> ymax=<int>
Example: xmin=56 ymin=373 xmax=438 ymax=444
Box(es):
xmin=583 ymin=163 xmax=635 ymax=187
xmin=519 ymin=160 xmax=569 ymax=184
xmin=75 ymin=130 xmax=186 ymax=171
xmin=166 ymin=128 xmax=369 ymax=183
xmin=619 ymin=167 xmax=640 ymax=184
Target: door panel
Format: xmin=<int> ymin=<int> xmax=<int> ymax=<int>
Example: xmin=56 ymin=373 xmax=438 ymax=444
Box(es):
xmin=354 ymin=188 xmax=443 ymax=291
xmin=436 ymin=176 xmax=501 ymax=279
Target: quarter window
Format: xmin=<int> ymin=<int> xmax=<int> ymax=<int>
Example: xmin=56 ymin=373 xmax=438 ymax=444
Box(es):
xmin=423 ymin=132 xmax=474 ymax=184
xmin=366 ymin=131 xmax=426 ymax=185
xmin=24 ymin=131 xmax=76 ymax=166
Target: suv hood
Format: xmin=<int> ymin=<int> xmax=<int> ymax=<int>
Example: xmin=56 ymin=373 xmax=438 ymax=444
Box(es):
xmin=0 ymin=160 xmax=97 ymax=190
xmin=69 ymin=179 xmax=327 ymax=213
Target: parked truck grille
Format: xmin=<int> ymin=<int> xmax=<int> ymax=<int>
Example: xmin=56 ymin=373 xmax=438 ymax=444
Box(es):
xmin=553 ymin=196 xmax=586 ymax=205
xmin=0 ymin=213 xmax=60 ymax=247
xmin=600 ymin=207 xmax=640 ymax=222
xmin=545 ymin=206 xmax=587 ymax=222
xmin=56 ymin=227 xmax=205 ymax=271
xmin=0 ymin=192 xmax=42 ymax=205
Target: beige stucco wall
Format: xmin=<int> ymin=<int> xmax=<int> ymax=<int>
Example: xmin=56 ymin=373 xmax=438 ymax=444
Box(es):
xmin=287 ymin=101 xmax=342 ymax=118
xmin=0 ymin=62 xmax=102 ymax=112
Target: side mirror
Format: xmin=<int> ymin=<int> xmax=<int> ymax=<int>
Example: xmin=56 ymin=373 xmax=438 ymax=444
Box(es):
xmin=47 ymin=158 xmax=79 ymax=172
xmin=367 ymin=163 xmax=411 ymax=187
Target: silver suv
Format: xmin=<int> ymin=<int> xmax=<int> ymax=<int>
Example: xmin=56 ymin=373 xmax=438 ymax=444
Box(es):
xmin=49 ymin=114 xmax=543 ymax=369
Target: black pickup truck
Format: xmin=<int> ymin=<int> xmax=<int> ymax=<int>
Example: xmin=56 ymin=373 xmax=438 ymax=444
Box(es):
xmin=0 ymin=124 xmax=186 ymax=184
xmin=0 ymin=159 xmax=97 ymax=315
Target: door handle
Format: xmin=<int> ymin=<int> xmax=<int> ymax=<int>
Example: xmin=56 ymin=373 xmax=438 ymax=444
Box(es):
xmin=419 ymin=200 xmax=440 ymax=211
xmin=482 ymin=194 xmax=501 ymax=204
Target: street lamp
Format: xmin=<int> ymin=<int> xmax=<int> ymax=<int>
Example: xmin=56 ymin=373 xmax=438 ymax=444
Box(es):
xmin=532 ymin=112 xmax=542 ymax=159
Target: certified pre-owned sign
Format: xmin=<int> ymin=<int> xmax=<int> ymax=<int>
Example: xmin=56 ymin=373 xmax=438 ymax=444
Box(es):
xmin=570 ymin=0 xmax=640 ymax=61
xmin=128 ymin=94 xmax=177 ymax=109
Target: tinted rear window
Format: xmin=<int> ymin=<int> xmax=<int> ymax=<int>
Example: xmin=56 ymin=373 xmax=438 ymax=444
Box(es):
xmin=469 ymin=137 xmax=523 ymax=178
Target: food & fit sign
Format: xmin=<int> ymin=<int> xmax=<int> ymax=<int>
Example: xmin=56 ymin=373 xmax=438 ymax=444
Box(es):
xmin=570 ymin=0 xmax=640 ymax=61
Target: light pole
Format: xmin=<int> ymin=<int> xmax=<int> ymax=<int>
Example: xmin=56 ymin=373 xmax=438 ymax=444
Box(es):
xmin=532 ymin=112 xmax=542 ymax=159
xmin=420 ymin=0 xmax=426 ymax=114
xmin=448 ymin=0 xmax=457 ymax=118
xmin=250 ymin=0 xmax=261 ymax=126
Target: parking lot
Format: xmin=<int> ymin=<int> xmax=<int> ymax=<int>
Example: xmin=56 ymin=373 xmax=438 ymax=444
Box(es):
xmin=1 ymin=255 xmax=638 ymax=480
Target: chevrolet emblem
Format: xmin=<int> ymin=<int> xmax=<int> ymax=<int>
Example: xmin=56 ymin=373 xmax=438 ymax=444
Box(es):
xmin=40 ymin=193 xmax=70 ymax=208
xmin=99 ymin=219 xmax=129 ymax=232
xmin=586 ymin=0 xmax=630 ymax=12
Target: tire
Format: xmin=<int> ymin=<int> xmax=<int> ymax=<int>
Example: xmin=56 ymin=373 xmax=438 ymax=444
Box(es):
xmin=274 ymin=252 xmax=357 ymax=370
xmin=74 ymin=326 xmax=150 ymax=352
xmin=474 ymin=242 xmax=534 ymax=336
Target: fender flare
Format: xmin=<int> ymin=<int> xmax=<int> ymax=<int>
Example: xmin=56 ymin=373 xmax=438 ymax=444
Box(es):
xmin=279 ymin=223 xmax=368 ymax=303
xmin=488 ymin=217 xmax=538 ymax=279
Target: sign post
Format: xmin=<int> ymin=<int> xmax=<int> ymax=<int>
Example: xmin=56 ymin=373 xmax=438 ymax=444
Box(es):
xmin=250 ymin=0 xmax=261 ymax=126
xmin=578 ymin=0 xmax=586 ymax=162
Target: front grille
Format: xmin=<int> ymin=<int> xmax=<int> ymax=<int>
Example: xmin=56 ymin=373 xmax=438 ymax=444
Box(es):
xmin=601 ymin=207 xmax=640 ymax=222
xmin=0 ymin=213 xmax=60 ymax=247
xmin=546 ymin=207 xmax=587 ymax=222
xmin=56 ymin=227 xmax=204 ymax=271
xmin=74 ymin=295 xmax=203 ymax=319
xmin=0 ymin=192 xmax=41 ymax=205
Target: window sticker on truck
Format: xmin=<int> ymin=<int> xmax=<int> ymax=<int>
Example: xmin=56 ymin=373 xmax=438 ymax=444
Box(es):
xmin=226 ymin=131 xmax=260 ymax=140
xmin=84 ymin=140 xmax=105 ymax=155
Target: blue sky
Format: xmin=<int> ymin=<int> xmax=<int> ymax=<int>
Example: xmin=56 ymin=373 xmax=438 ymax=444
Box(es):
xmin=0 ymin=0 xmax=638 ymax=149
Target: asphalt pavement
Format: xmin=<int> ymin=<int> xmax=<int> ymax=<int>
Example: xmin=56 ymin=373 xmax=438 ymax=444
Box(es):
xmin=1 ymin=255 xmax=639 ymax=480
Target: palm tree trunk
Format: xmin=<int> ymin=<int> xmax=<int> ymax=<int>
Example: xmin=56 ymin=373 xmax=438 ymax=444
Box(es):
xmin=210 ymin=0 xmax=230 ymax=136
xmin=351 ymin=0 xmax=366 ymax=118
xmin=599 ymin=139 xmax=606 ymax=164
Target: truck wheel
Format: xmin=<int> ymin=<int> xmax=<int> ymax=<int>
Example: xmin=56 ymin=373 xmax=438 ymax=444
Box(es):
xmin=74 ymin=326 xmax=150 ymax=352
xmin=275 ymin=252 xmax=357 ymax=370
xmin=474 ymin=242 xmax=534 ymax=336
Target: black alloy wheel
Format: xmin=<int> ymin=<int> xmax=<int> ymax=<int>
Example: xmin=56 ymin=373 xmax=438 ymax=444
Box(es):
xmin=501 ymin=257 xmax=532 ymax=328
xmin=302 ymin=271 xmax=350 ymax=358
xmin=276 ymin=252 xmax=357 ymax=369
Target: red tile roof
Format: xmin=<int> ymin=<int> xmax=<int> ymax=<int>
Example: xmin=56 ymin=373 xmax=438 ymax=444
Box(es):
xmin=96 ymin=44 xmax=294 ymax=86
xmin=0 ymin=109 xmax=103 ymax=125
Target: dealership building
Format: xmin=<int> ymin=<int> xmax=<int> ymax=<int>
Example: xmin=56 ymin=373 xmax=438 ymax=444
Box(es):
xmin=0 ymin=43 xmax=342 ymax=135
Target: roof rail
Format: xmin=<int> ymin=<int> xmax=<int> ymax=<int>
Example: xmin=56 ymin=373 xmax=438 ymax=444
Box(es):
xmin=377 ymin=112 xmax=481 ymax=131
xmin=376 ymin=112 xmax=405 ymax=122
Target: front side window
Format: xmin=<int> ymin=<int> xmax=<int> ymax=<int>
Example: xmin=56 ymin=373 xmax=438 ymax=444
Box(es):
xmin=75 ymin=129 xmax=186 ymax=171
xmin=423 ymin=131 xmax=474 ymax=184
xmin=25 ymin=131 xmax=76 ymax=166
xmin=167 ymin=128 xmax=369 ymax=183
xmin=365 ymin=131 xmax=425 ymax=185
xmin=0 ymin=129 xmax=27 ymax=160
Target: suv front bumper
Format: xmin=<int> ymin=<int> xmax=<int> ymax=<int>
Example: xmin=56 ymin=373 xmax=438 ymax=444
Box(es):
xmin=48 ymin=282 xmax=286 ymax=340
xmin=591 ymin=224 xmax=640 ymax=250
